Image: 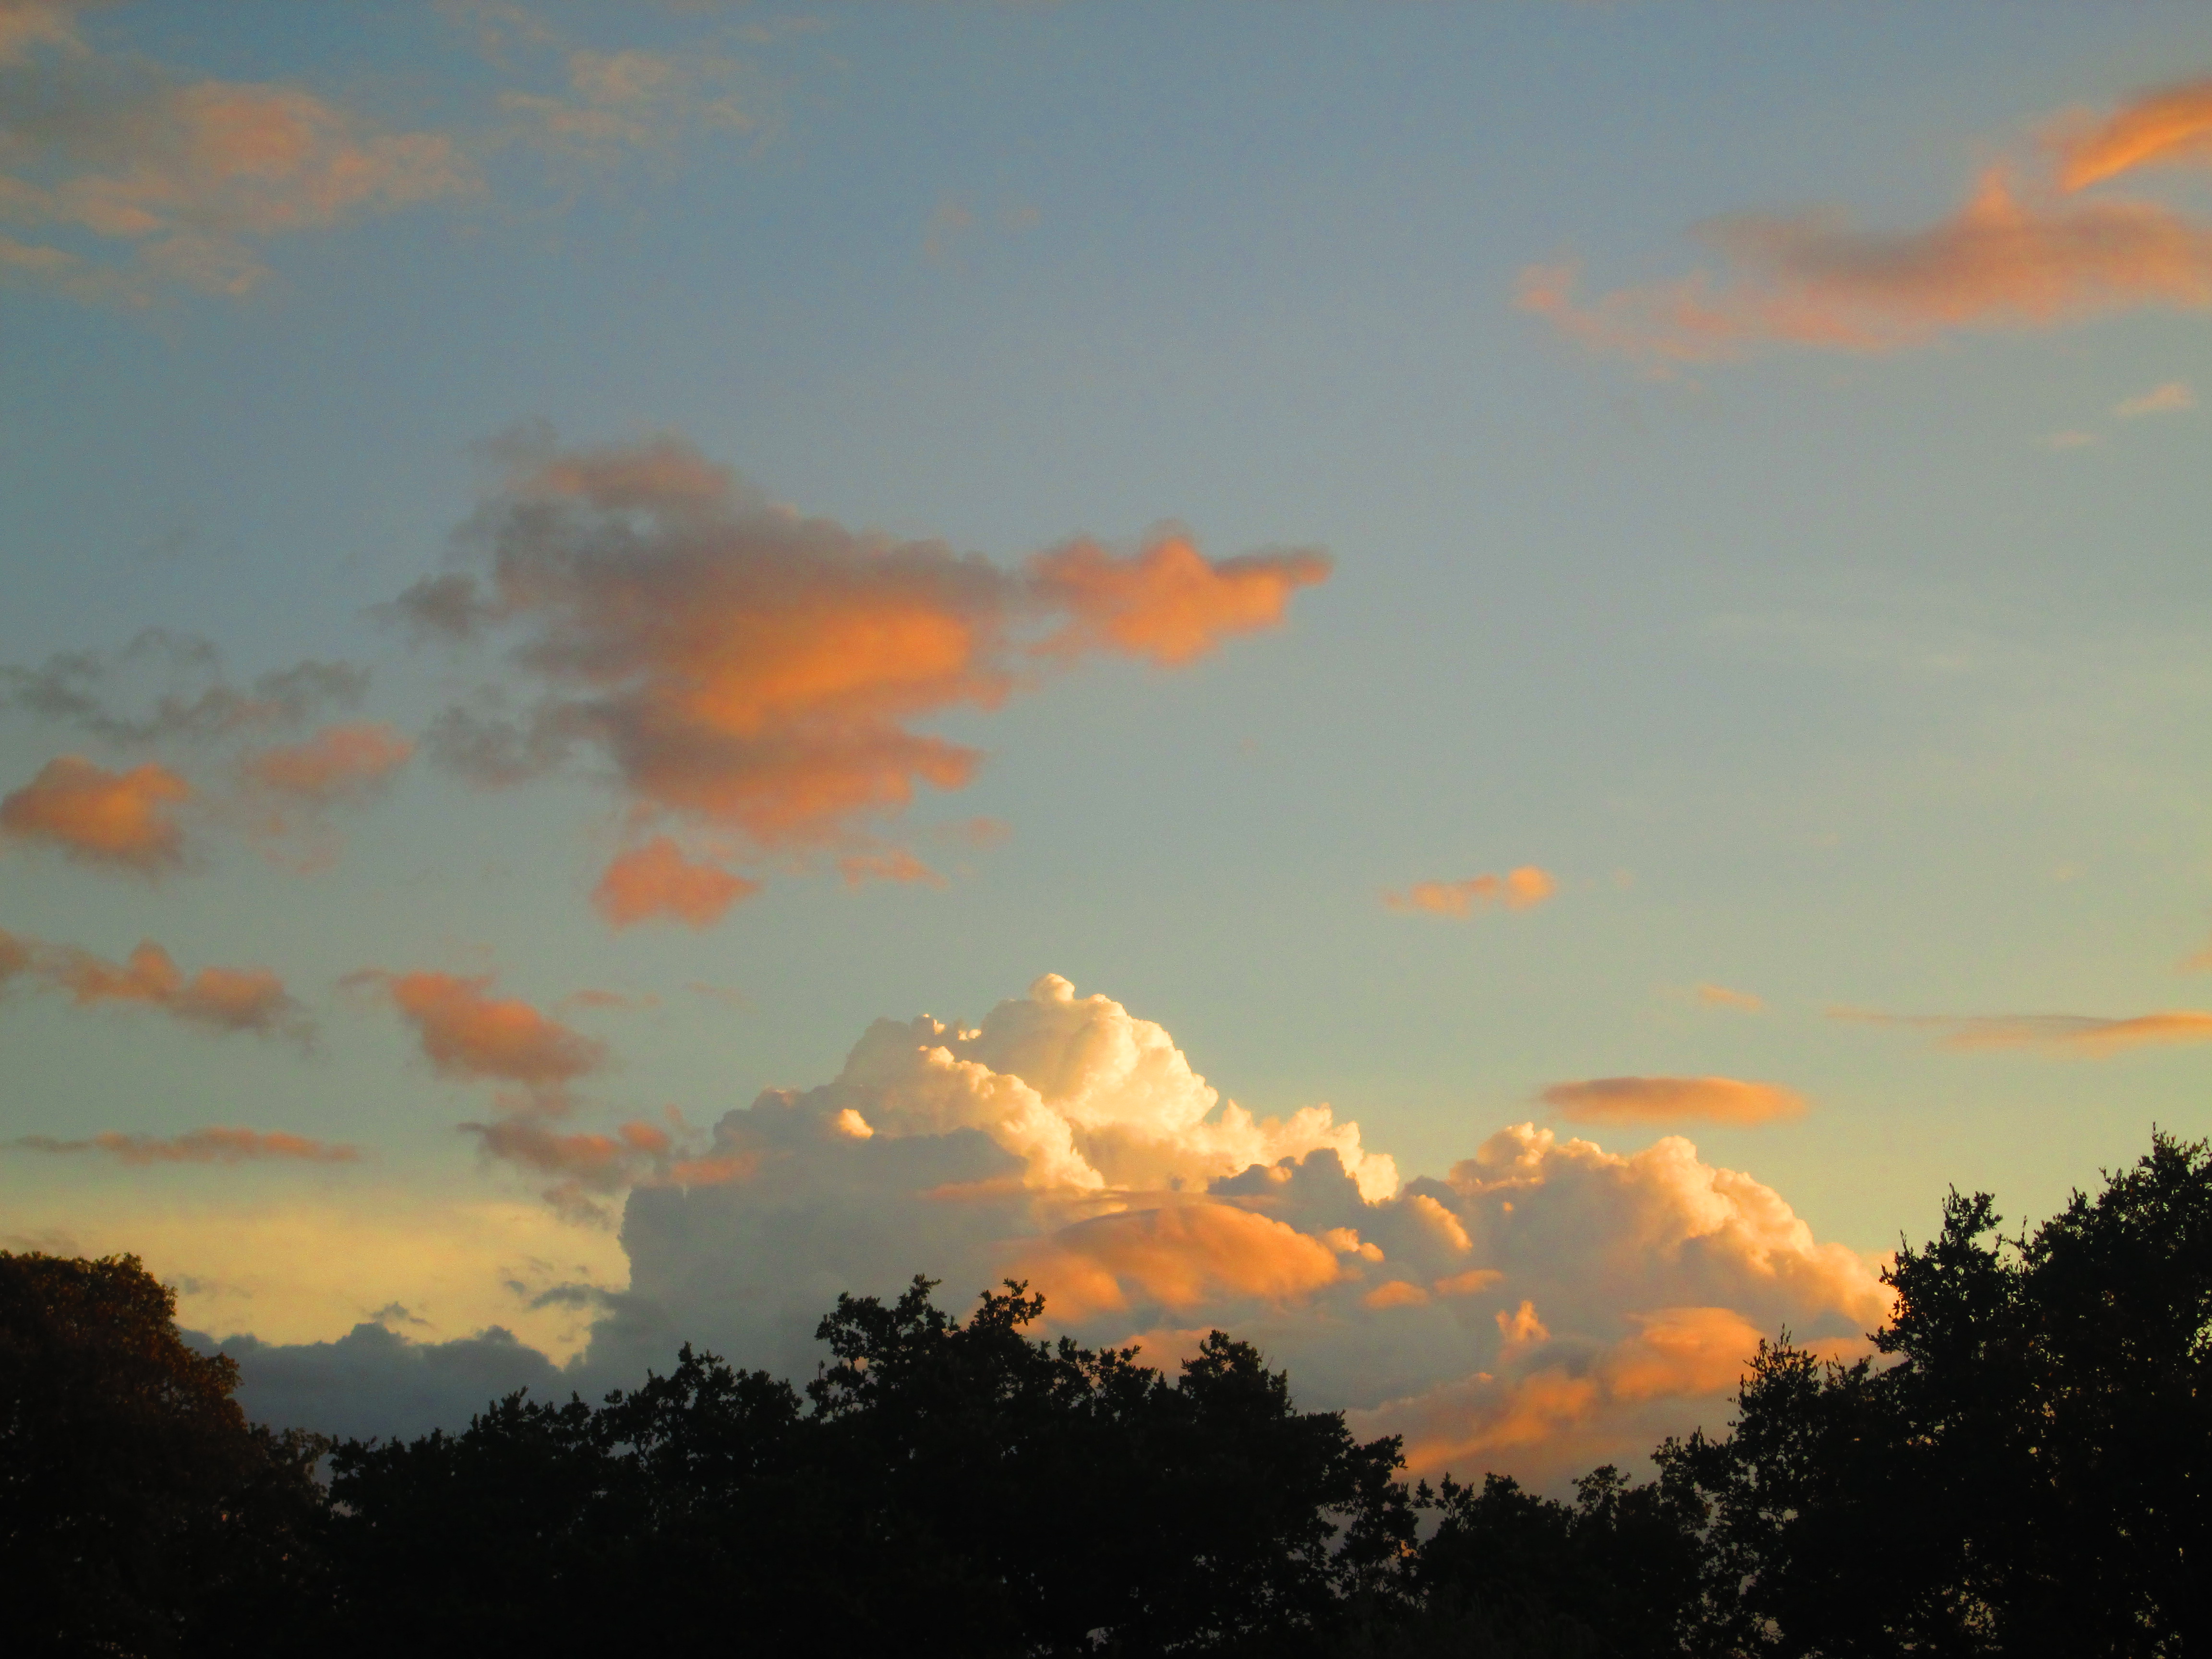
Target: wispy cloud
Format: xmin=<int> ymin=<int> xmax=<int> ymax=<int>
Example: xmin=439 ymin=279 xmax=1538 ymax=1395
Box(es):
xmin=395 ymin=432 xmax=1329 ymax=906
xmin=349 ymin=968 xmax=607 ymax=1110
xmin=1833 ymin=1006 xmax=2212 ymax=1055
xmin=1539 ymin=1075 xmax=1807 ymax=1126
xmin=2113 ymin=380 xmax=2196 ymax=418
xmin=0 ymin=927 xmax=310 ymax=1041
xmin=2050 ymin=79 xmax=2212 ymax=191
xmin=1695 ymin=983 xmax=1764 ymax=1013
xmin=1385 ymin=866 xmax=1555 ymax=918
xmin=1524 ymin=78 xmax=2212 ymax=368
xmin=0 ymin=17 xmax=475 ymax=303
xmin=10 ymin=1125 xmax=357 ymax=1164
xmin=0 ymin=631 xmax=368 ymax=745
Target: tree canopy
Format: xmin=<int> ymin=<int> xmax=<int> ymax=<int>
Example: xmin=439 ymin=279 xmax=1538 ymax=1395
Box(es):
xmin=4 ymin=1130 xmax=2207 ymax=1657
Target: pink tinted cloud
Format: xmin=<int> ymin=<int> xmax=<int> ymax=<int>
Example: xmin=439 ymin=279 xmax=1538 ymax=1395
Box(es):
xmin=12 ymin=1125 xmax=359 ymax=1164
xmin=242 ymin=721 xmax=412 ymax=802
xmin=1029 ymin=534 xmax=1330 ymax=667
xmin=356 ymin=970 xmax=607 ymax=1106
xmin=2053 ymin=80 xmax=2212 ymax=191
xmin=837 ymin=849 xmax=945 ymax=888
xmin=24 ymin=935 xmax=309 ymax=1040
xmin=1011 ymin=1201 xmax=1343 ymax=1321
xmin=1522 ymin=168 xmax=2212 ymax=366
xmin=0 ymin=756 xmax=190 ymax=872
xmin=397 ymin=434 xmax=1331 ymax=877
xmin=0 ymin=32 xmax=477 ymax=304
xmin=592 ymin=837 xmax=759 ymax=929
xmin=1539 ymin=1076 xmax=1809 ymax=1126
xmin=1836 ymin=1006 xmax=2212 ymax=1055
xmin=1386 ymin=866 xmax=1555 ymax=918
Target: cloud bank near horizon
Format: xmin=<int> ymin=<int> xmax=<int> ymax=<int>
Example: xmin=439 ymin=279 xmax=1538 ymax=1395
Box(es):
xmin=196 ymin=972 xmax=1880 ymax=1488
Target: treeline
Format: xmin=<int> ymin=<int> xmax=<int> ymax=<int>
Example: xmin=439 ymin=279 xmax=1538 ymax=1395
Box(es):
xmin=2 ymin=1132 xmax=2206 ymax=1657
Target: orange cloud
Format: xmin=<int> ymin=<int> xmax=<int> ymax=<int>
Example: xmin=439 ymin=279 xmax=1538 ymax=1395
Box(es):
xmin=11 ymin=1126 xmax=359 ymax=1165
xmin=1386 ymin=866 xmax=1555 ymax=918
xmin=1523 ymin=168 xmax=2212 ymax=365
xmin=1835 ymin=1006 xmax=2212 ymax=1055
xmin=1373 ymin=1304 xmax=1770 ymax=1482
xmin=2113 ymin=380 xmax=2196 ymax=417
xmin=0 ymin=756 xmax=190 ymax=871
xmin=1011 ymin=1201 xmax=1342 ymax=1321
xmin=837 ymin=849 xmax=945 ymax=888
xmin=1539 ymin=1076 xmax=1808 ymax=1126
xmin=1364 ymin=1278 xmax=1430 ymax=1310
xmin=592 ymin=837 xmax=758 ymax=928
xmin=14 ymin=934 xmax=309 ymax=1040
xmin=2053 ymin=80 xmax=2212 ymax=191
xmin=356 ymin=970 xmax=606 ymax=1106
xmin=0 ymin=34 xmax=476 ymax=304
xmin=242 ymin=721 xmax=412 ymax=801
xmin=398 ymin=434 xmax=1330 ymax=873
xmin=1696 ymin=982 xmax=1765 ymax=1012
xmin=462 ymin=1116 xmax=678 ymax=1224
xmin=1030 ymin=534 xmax=1330 ymax=667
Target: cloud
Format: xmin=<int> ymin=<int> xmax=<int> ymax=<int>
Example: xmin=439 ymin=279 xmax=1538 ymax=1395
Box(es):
xmin=397 ymin=432 xmax=1329 ymax=897
xmin=2052 ymin=79 xmax=2212 ymax=191
xmin=0 ymin=755 xmax=190 ymax=871
xmin=837 ymin=849 xmax=945 ymax=888
xmin=0 ymin=0 xmax=100 ymax=66
xmin=0 ymin=929 xmax=311 ymax=1040
xmin=1695 ymin=983 xmax=1764 ymax=1013
xmin=1522 ymin=160 xmax=2212 ymax=366
xmin=1539 ymin=1076 xmax=1808 ymax=1127
xmin=533 ymin=976 xmax=1885 ymax=1495
xmin=493 ymin=39 xmax=767 ymax=171
xmin=0 ymin=22 xmax=476 ymax=303
xmin=352 ymin=969 xmax=607 ymax=1107
xmin=1385 ymin=866 xmax=1555 ymax=918
xmin=462 ymin=1117 xmax=677 ymax=1226
xmin=2113 ymin=380 xmax=2196 ymax=417
xmin=1010 ymin=1201 xmax=1344 ymax=1321
xmin=591 ymin=836 xmax=758 ymax=928
xmin=241 ymin=721 xmax=412 ymax=802
xmin=11 ymin=1126 xmax=357 ymax=1164
xmin=174 ymin=975 xmax=1885 ymax=1491
xmin=235 ymin=721 xmax=413 ymax=870
xmin=1028 ymin=534 xmax=1331 ymax=668
xmin=0 ymin=631 xmax=369 ymax=745
xmin=1834 ymin=1006 xmax=2212 ymax=1055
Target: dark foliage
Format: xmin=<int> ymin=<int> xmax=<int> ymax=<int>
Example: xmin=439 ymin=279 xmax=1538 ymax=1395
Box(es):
xmin=0 ymin=1251 xmax=327 ymax=1658
xmin=1657 ymin=1129 xmax=2212 ymax=1657
xmin=323 ymin=1277 xmax=1411 ymax=1657
xmin=8 ymin=1132 xmax=2208 ymax=1658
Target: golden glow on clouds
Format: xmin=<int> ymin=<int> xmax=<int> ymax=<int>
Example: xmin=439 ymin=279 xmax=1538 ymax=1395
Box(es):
xmin=1 ymin=756 xmax=190 ymax=871
xmin=1539 ymin=1075 xmax=1809 ymax=1126
xmin=1523 ymin=82 xmax=2212 ymax=366
xmin=395 ymin=434 xmax=1328 ymax=906
xmin=2053 ymin=79 xmax=2212 ymax=191
xmin=1386 ymin=866 xmax=1555 ymax=917
xmin=0 ymin=926 xmax=307 ymax=1039
xmin=1836 ymin=1006 xmax=2212 ymax=1054
xmin=0 ymin=1186 xmax=626 ymax=1362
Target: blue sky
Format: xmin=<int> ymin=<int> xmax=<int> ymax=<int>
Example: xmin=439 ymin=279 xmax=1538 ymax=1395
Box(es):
xmin=4 ymin=0 xmax=2210 ymax=1475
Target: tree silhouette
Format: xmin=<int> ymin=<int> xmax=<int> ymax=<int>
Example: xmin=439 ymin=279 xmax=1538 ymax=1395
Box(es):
xmin=0 ymin=1251 xmax=327 ymax=1658
xmin=1660 ymin=1130 xmax=2212 ymax=1655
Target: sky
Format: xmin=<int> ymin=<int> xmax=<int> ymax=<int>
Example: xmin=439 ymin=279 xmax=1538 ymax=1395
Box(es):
xmin=3 ymin=0 xmax=2210 ymax=1485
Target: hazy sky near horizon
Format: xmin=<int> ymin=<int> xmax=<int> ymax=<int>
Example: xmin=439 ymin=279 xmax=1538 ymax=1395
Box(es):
xmin=3 ymin=0 xmax=2210 ymax=1479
